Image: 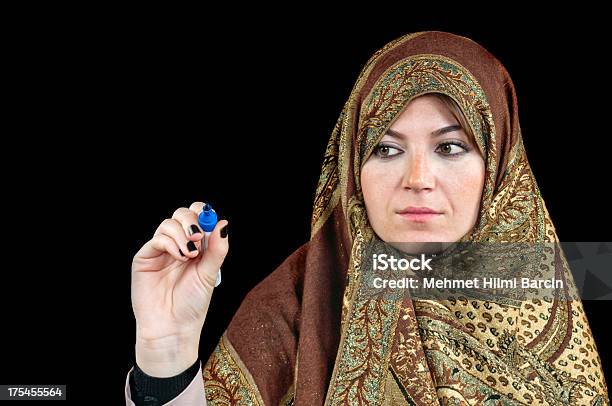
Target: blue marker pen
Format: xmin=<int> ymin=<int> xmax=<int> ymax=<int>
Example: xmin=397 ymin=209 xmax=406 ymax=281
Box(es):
xmin=198 ymin=203 xmax=222 ymax=287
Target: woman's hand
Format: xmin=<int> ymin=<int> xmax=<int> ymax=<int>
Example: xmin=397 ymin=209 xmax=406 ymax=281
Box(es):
xmin=131 ymin=201 xmax=229 ymax=377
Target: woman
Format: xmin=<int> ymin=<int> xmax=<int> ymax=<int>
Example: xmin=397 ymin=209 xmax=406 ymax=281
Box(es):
xmin=126 ymin=31 xmax=609 ymax=405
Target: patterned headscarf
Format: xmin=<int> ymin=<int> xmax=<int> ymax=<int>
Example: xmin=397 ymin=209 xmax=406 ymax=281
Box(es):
xmin=203 ymin=31 xmax=609 ymax=405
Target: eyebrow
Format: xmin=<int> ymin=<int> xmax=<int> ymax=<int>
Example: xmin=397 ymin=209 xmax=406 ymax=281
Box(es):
xmin=385 ymin=125 xmax=463 ymax=139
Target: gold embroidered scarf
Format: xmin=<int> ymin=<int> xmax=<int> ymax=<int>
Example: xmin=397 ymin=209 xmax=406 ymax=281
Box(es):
xmin=203 ymin=31 xmax=609 ymax=405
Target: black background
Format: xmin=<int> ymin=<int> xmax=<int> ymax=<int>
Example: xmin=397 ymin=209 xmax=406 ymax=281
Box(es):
xmin=2 ymin=7 xmax=610 ymax=404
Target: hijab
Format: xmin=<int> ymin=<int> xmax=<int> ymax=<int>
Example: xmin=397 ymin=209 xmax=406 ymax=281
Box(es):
xmin=203 ymin=31 xmax=609 ymax=405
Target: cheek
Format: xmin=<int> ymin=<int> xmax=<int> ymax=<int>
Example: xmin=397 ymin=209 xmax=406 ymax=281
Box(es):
xmin=361 ymin=163 xmax=398 ymax=219
xmin=441 ymin=157 xmax=485 ymax=213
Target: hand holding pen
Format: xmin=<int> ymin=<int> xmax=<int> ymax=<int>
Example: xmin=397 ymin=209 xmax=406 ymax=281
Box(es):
xmin=130 ymin=202 xmax=229 ymax=378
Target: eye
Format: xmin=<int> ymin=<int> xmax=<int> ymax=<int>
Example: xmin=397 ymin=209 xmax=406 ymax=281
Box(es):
xmin=436 ymin=141 xmax=470 ymax=156
xmin=373 ymin=143 xmax=403 ymax=159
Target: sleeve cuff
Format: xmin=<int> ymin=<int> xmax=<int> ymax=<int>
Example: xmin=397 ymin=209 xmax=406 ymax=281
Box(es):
xmin=129 ymin=358 xmax=201 ymax=405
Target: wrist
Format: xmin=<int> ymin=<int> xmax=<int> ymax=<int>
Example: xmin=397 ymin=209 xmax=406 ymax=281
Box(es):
xmin=135 ymin=330 xmax=201 ymax=377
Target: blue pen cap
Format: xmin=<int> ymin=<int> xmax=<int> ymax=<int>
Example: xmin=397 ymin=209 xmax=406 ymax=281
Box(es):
xmin=198 ymin=203 xmax=218 ymax=232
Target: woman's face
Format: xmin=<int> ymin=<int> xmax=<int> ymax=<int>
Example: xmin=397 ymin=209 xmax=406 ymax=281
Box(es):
xmin=360 ymin=94 xmax=485 ymax=252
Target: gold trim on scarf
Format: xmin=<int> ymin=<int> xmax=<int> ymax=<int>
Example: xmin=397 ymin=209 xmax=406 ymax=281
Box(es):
xmin=203 ymin=332 xmax=265 ymax=405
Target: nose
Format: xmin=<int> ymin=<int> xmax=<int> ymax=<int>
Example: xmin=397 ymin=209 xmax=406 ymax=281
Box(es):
xmin=402 ymin=152 xmax=435 ymax=191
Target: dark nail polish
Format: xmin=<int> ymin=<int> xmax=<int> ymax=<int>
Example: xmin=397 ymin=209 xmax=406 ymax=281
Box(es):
xmin=179 ymin=249 xmax=185 ymax=256
xmin=189 ymin=224 xmax=202 ymax=235
xmin=220 ymin=224 xmax=228 ymax=238
xmin=187 ymin=241 xmax=197 ymax=252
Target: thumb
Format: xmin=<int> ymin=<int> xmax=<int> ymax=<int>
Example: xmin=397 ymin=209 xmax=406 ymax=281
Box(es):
xmin=196 ymin=220 xmax=229 ymax=286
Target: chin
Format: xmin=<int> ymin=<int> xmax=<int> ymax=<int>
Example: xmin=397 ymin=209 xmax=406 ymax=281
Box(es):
xmin=388 ymin=241 xmax=449 ymax=255
xmin=392 ymin=230 xmax=445 ymax=243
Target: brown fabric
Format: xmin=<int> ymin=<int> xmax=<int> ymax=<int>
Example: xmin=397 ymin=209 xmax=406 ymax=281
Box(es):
xmin=203 ymin=31 xmax=609 ymax=405
xmin=224 ymin=204 xmax=350 ymax=405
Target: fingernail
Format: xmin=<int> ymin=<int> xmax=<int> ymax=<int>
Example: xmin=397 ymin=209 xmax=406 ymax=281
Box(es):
xmin=187 ymin=241 xmax=198 ymax=252
xmin=189 ymin=224 xmax=202 ymax=235
xmin=220 ymin=224 xmax=228 ymax=238
xmin=179 ymin=249 xmax=185 ymax=257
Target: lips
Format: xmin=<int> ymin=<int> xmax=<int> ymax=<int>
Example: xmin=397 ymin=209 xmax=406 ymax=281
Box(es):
xmin=397 ymin=206 xmax=442 ymax=223
xmin=397 ymin=206 xmax=441 ymax=214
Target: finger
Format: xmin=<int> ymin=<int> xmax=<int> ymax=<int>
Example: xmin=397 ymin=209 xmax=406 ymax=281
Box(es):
xmin=154 ymin=218 xmax=200 ymax=258
xmin=196 ymin=220 xmax=229 ymax=286
xmin=136 ymin=234 xmax=188 ymax=263
xmin=172 ymin=207 xmax=204 ymax=242
xmin=188 ymin=201 xmax=205 ymax=213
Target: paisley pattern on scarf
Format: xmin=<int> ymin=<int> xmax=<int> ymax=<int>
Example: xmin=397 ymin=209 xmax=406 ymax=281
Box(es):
xmin=203 ymin=31 xmax=608 ymax=405
xmin=321 ymin=40 xmax=607 ymax=405
xmin=203 ymin=333 xmax=265 ymax=405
